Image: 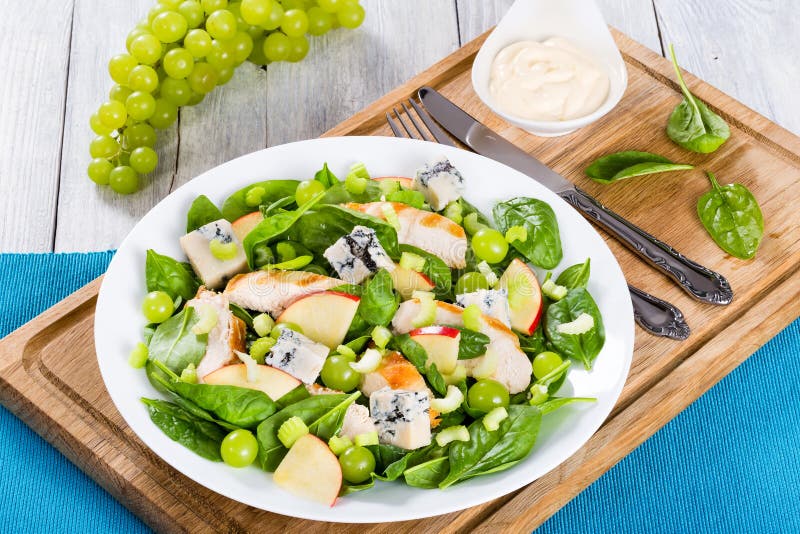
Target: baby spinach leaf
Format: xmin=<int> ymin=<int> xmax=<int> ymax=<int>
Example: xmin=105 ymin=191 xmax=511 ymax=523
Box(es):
xmin=228 ymin=303 xmax=253 ymax=328
xmin=404 ymin=457 xmax=450 ymax=489
xmin=399 ymin=244 xmax=452 ymax=297
xmin=390 ymin=334 xmax=447 ymax=396
xmin=584 ymin=151 xmax=693 ymax=184
xmin=426 ymin=363 xmax=447 ymax=397
xmin=141 ymin=398 xmax=226 ymax=461
xmin=666 ymin=44 xmax=730 ymax=153
xmin=386 ymin=189 xmax=426 ymax=209
xmin=697 ymin=172 xmax=764 ymax=260
xmin=368 ymin=444 xmax=412 ymax=476
xmin=275 ymin=385 xmax=310 ymax=409
xmin=493 ymin=198 xmax=562 ymax=269
xmin=314 ymin=162 xmax=339 ymax=188
xmin=331 ymin=283 xmax=363 ymax=297
xmin=555 ymin=258 xmax=591 ymax=289
xmin=259 ymin=196 xmax=296 ymax=217
xmin=455 ymin=328 xmax=490 ymax=360
xmin=221 ymin=180 xmax=299 ymax=222
xmin=458 ymin=198 xmax=493 ymax=227
xmin=320 ymin=180 xmax=383 ymax=204
xmin=148 ymin=307 xmax=207 ymax=374
xmin=544 ymin=288 xmax=605 ymax=370
xmin=357 ymin=269 xmax=400 ymax=327
xmin=343 ymin=335 xmax=371 ymax=353
xmin=539 ymin=397 xmax=596 ymax=416
xmin=517 ymin=326 xmax=547 ymax=356
xmin=145 ymin=249 xmax=200 ymax=302
xmin=186 ymin=195 xmax=223 ymax=233
xmin=439 ymin=405 xmax=541 ymax=488
xmin=171 ymin=382 xmax=277 ymax=428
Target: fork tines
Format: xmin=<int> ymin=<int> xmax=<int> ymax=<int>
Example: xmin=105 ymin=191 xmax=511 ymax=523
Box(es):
xmin=386 ymin=97 xmax=456 ymax=147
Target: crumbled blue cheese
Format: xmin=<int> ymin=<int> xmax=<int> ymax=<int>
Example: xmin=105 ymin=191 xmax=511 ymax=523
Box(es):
xmin=179 ymin=219 xmax=247 ymax=290
xmin=369 ymin=387 xmax=431 ymax=449
xmin=265 ymin=329 xmax=329 ymax=384
xmin=323 ymin=225 xmax=395 ymax=284
xmin=456 ymin=288 xmax=511 ymax=327
xmin=412 ymin=156 xmax=465 ymax=211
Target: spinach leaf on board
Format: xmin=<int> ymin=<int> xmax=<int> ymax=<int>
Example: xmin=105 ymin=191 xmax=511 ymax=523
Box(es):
xmin=141 ymin=398 xmax=226 ymax=461
xmin=697 ymin=172 xmax=764 ymax=260
xmin=186 ymin=195 xmax=223 ymax=233
xmin=357 ymin=269 xmax=400 ymax=327
xmin=147 ymin=307 xmax=208 ymax=374
xmin=544 ymin=288 xmax=605 ymax=370
xmin=666 ymin=44 xmax=730 ymax=153
xmin=399 ymin=244 xmax=452 ymax=297
xmin=584 ymin=151 xmax=694 ymax=185
xmin=171 ymin=381 xmax=277 ymax=428
xmin=145 ymin=249 xmax=200 ymax=301
xmin=493 ymin=198 xmax=562 ymax=269
xmin=403 ymin=457 xmax=450 ymax=489
xmin=390 ymin=334 xmax=447 ymax=396
xmin=221 ymin=180 xmax=300 ymax=222
xmin=555 ymin=258 xmax=591 ymax=289
xmin=320 ymin=180 xmax=383 ymax=205
xmin=439 ymin=405 xmax=542 ymax=488
xmin=314 ymin=162 xmax=339 ymax=188
xmin=455 ymin=328 xmax=490 ymax=360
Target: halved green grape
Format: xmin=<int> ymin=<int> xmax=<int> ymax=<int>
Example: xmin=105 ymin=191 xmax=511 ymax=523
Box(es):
xmin=471 ymin=227 xmax=509 ymax=264
xmin=338 ymin=446 xmax=375 ymax=484
xmin=295 ymin=180 xmax=325 ymax=206
xmin=260 ymin=2 xmax=283 ymax=30
xmin=98 ymin=100 xmax=128 ymax=129
xmin=201 ymin=0 xmax=227 ymax=14
xmin=229 ymin=32 xmax=254 ymax=63
xmin=160 ymin=76 xmax=193 ymax=106
xmin=130 ymin=146 xmax=159 ymax=174
xmin=128 ymin=64 xmax=159 ymax=92
xmin=262 ymin=31 xmax=290 ymax=62
xmin=337 ymin=3 xmax=365 ymax=29
xmin=123 ymin=122 xmax=157 ymax=148
xmin=142 ymin=290 xmax=174 ymax=323
xmin=163 ymin=47 xmax=194 ymax=78
xmin=207 ymin=39 xmax=236 ymax=69
xmin=151 ymin=11 xmax=188 ymax=42
xmin=184 ymin=28 xmax=213 ymax=57
xmin=320 ymin=354 xmax=361 ymax=392
xmin=220 ymin=429 xmax=258 ymax=468
xmin=240 ymin=0 xmax=272 ymax=25
xmin=307 ymin=6 xmax=333 ymax=35
xmin=90 ymin=112 xmax=114 ymax=135
xmin=89 ymin=135 xmax=120 ymax=158
xmin=126 ymin=27 xmax=152 ymax=52
xmin=126 ymin=91 xmax=157 ymax=120
xmin=148 ymin=98 xmax=179 ymax=129
xmin=87 ymin=158 xmax=114 ymax=185
xmin=188 ymin=61 xmax=219 ymax=93
xmin=109 ymin=84 xmax=133 ymax=103
xmin=178 ymin=0 xmax=205 ymax=28
xmin=108 ymin=54 xmax=138 ymax=85
xmin=109 ymin=166 xmax=139 ymax=194
xmin=286 ymin=35 xmax=309 ymax=62
xmin=455 ymin=271 xmax=490 ymax=295
xmin=130 ymin=33 xmax=163 ymax=64
xmin=467 ymin=379 xmax=510 ymax=413
xmin=281 ymin=9 xmax=309 ymax=37
xmin=317 ymin=0 xmax=342 ymax=13
xmin=206 ymin=9 xmax=237 ymax=40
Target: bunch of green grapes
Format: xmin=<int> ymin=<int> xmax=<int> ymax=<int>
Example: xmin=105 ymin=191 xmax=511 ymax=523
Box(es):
xmin=88 ymin=0 xmax=365 ymax=194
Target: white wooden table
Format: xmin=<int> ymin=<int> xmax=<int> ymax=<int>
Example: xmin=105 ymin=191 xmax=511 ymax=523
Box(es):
xmin=1 ymin=0 xmax=798 ymax=254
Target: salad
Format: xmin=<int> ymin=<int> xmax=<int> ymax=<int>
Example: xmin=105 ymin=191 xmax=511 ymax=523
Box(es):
xmin=131 ymin=155 xmax=606 ymax=506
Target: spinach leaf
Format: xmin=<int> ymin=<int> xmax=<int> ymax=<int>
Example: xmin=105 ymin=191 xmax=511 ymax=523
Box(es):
xmin=585 ymin=151 xmax=693 ymax=185
xmin=555 ymin=258 xmax=591 ymax=289
xmin=344 ymin=334 xmax=371 ymax=353
xmin=331 ymin=283 xmax=363 ymax=297
xmin=229 ymin=303 xmax=253 ymax=329
xmin=368 ymin=443 xmax=411 ymax=476
xmin=320 ymin=181 xmax=383 ymax=204
xmin=148 ymin=307 xmax=207 ymax=374
xmin=539 ymin=397 xmax=596 ymax=415
xmin=544 ymin=288 xmax=605 ymax=370
xmin=426 ymin=363 xmax=447 ymax=397
xmin=357 ymin=269 xmax=399 ymax=327
xmin=141 ymin=398 xmax=226 ymax=461
xmin=314 ymin=162 xmax=339 ymax=188
xmin=391 ymin=334 xmax=447 ymax=396
xmin=697 ymin=172 xmax=763 ymax=260
xmin=517 ymin=326 xmax=547 ymax=355
xmin=399 ymin=244 xmax=452 ymax=297
xmin=493 ymin=198 xmax=562 ymax=269
xmin=666 ymin=45 xmax=730 ymax=153
xmin=171 ymin=382 xmax=277 ymax=428
xmin=456 ymin=328 xmax=490 ymax=360
xmin=404 ymin=457 xmax=450 ymax=489
xmin=275 ymin=385 xmax=310 ymax=408
xmin=260 ymin=196 xmax=296 ymax=217
xmin=386 ymin=189 xmax=426 ymax=209
xmin=221 ymin=180 xmax=299 ymax=222
xmin=436 ymin=408 xmax=466 ymax=428
xmin=439 ymin=405 xmax=541 ymax=488
xmin=186 ymin=195 xmax=223 ymax=233
xmin=458 ymin=198 xmax=493 ymax=227
xmin=145 ymin=249 xmax=200 ymax=301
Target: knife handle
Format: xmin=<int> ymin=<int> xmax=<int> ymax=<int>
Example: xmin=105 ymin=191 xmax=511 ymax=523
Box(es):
xmin=628 ymin=284 xmax=690 ymax=339
xmin=559 ymin=187 xmax=733 ymax=305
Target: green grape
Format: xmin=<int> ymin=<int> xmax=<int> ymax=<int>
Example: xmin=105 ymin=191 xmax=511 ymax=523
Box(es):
xmin=147 ymin=3 xmax=172 ymax=25
xmin=260 ymin=3 xmax=283 ymax=30
xmin=229 ymin=32 xmax=254 ymax=63
xmin=156 ymin=65 xmax=169 ymax=83
xmin=295 ymin=180 xmax=325 ymax=205
xmin=216 ymin=66 xmax=234 ymax=85
xmin=320 ymin=355 xmax=361 ymax=391
xmin=125 ymin=91 xmax=156 ymax=120
xmin=160 ymin=76 xmax=193 ymax=106
xmin=262 ymin=32 xmax=290 ymax=62
xmin=127 ymin=65 xmax=159 ymax=92
xmin=246 ymin=24 xmax=266 ymax=41
xmin=163 ymin=47 xmax=195 ymax=78
xmin=281 ymin=0 xmax=306 ymax=10
xmin=471 ymin=227 xmax=509 ymax=264
xmin=337 ymin=3 xmax=364 ymax=29
xmin=248 ymin=36 xmax=269 ymax=65
xmin=89 ymin=134 xmax=119 ymax=158
xmin=220 ymin=429 xmax=258 ymax=468
xmin=467 ymin=379 xmax=510 ymax=413
xmin=142 ymin=291 xmax=174 ymax=322
xmin=281 ymin=9 xmax=309 ymax=37
xmin=317 ymin=0 xmax=342 ymax=13
xmin=160 ymin=0 xmax=183 ymax=9
xmin=178 ymin=0 xmax=205 ymax=28
xmin=184 ymin=28 xmax=213 ymax=57
xmin=98 ymin=100 xmax=127 ymax=129
xmin=109 ymin=166 xmax=139 ymax=194
xmin=187 ymin=91 xmax=205 ymax=106
xmin=307 ymin=6 xmax=333 ymax=35
xmin=109 ymin=84 xmax=133 ymax=103
xmin=123 ymin=122 xmax=157 ymax=148
xmin=148 ymin=98 xmax=179 ymax=129
xmin=205 ymin=9 xmax=237 ymax=40
xmin=201 ymin=0 xmax=227 ymax=14
xmin=130 ymin=146 xmax=159 ymax=174
xmin=90 ymin=113 xmax=114 ymax=135
xmin=240 ymin=0 xmax=272 ymax=26
xmin=286 ymin=35 xmax=309 ymax=62
xmin=206 ymin=39 xmax=236 ymax=69
xmin=338 ymin=446 xmax=375 ymax=484
xmin=126 ymin=27 xmax=152 ymax=52
xmin=108 ymin=54 xmax=138 ymax=85
xmin=532 ymin=351 xmax=563 ymax=380
xmin=455 ymin=271 xmax=490 ymax=294
xmin=130 ymin=33 xmax=163 ymax=64
xmin=151 ymin=11 xmax=188 ymax=43
xmin=87 ymin=158 xmax=114 ymax=185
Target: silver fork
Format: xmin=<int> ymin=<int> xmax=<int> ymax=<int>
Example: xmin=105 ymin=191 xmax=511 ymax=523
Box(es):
xmin=387 ymin=100 xmax=690 ymax=340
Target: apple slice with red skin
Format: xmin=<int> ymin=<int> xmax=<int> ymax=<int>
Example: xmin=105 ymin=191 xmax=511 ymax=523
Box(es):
xmin=390 ymin=265 xmax=435 ymax=299
xmin=409 ymin=325 xmax=461 ymax=374
xmin=202 ymin=364 xmax=300 ymax=401
xmin=373 ymin=176 xmax=413 ymax=189
xmin=231 ymin=211 xmax=263 ymax=242
xmin=273 ymin=434 xmax=342 ymax=506
xmin=497 ymin=258 xmax=543 ymax=335
xmin=277 ymin=291 xmax=360 ymax=349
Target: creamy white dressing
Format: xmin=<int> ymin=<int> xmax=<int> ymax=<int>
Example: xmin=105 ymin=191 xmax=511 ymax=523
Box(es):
xmin=489 ymin=37 xmax=610 ymax=121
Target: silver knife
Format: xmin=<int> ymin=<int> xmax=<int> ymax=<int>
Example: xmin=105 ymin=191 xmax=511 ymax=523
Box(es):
xmin=419 ymin=86 xmax=733 ymax=306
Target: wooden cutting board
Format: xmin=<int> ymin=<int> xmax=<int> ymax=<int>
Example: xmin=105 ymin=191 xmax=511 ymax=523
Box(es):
xmin=1 ymin=29 xmax=799 ymax=533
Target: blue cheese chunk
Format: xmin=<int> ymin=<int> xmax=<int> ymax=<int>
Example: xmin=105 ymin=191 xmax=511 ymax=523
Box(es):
xmin=323 ymin=225 xmax=395 ymax=284
xmin=179 ymin=219 xmax=247 ymax=290
xmin=456 ymin=288 xmax=511 ymax=327
xmin=369 ymin=387 xmax=431 ymax=449
xmin=412 ymin=156 xmax=465 ymax=211
xmin=265 ymin=329 xmax=329 ymax=384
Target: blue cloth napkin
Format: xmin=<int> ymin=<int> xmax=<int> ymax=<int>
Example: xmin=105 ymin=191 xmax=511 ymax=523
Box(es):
xmin=1 ymin=252 xmax=798 ymax=533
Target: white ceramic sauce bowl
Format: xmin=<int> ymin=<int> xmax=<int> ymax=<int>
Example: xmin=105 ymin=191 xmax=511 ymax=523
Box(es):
xmin=471 ymin=0 xmax=628 ymax=137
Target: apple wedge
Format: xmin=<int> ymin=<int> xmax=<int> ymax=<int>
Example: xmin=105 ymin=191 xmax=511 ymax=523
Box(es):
xmin=409 ymin=326 xmax=461 ymax=374
xmin=273 ymin=434 xmax=342 ymax=506
xmin=202 ymin=364 xmax=300 ymax=400
xmin=277 ymin=291 xmax=360 ymax=349
xmin=373 ymin=176 xmax=413 ymax=189
xmin=231 ymin=211 xmax=264 ymax=242
xmin=390 ymin=265 xmax=435 ymax=299
xmin=497 ymin=258 xmax=543 ymax=335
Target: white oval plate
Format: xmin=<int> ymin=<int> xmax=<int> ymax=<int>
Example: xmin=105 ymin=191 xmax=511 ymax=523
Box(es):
xmin=96 ymin=136 xmax=633 ymax=523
